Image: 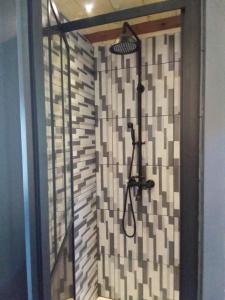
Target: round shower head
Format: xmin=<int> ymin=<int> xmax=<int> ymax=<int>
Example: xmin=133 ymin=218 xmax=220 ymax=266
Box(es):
xmin=109 ymin=33 xmax=139 ymax=55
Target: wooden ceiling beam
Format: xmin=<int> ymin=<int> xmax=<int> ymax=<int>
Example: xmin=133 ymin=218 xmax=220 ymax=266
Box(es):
xmin=84 ymin=15 xmax=181 ymax=43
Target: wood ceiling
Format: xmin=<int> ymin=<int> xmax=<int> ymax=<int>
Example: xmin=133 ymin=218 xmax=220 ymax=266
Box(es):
xmin=53 ymin=0 xmax=180 ymax=37
xmin=54 ymin=0 xmax=167 ymax=21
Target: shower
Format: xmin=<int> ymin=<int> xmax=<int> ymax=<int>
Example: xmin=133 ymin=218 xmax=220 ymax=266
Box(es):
xmin=110 ymin=22 xmax=155 ymax=238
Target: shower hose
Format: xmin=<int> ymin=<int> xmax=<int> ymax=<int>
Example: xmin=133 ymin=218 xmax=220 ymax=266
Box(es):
xmin=122 ymin=123 xmax=139 ymax=238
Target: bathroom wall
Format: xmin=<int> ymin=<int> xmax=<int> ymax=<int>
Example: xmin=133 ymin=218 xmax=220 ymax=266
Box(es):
xmin=69 ymin=32 xmax=98 ymax=300
xmin=42 ymin=2 xmax=98 ymax=300
xmin=0 ymin=2 xmax=28 ymax=298
xmin=95 ymin=31 xmax=181 ymax=300
xmin=202 ymin=0 xmax=225 ymax=299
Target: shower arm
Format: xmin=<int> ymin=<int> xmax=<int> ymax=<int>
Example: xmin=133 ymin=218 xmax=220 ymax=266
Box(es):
xmin=122 ymin=22 xmax=141 ymax=44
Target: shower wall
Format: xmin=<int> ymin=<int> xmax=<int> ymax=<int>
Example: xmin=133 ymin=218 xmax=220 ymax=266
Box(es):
xmin=70 ymin=33 xmax=98 ymax=300
xmin=95 ymin=31 xmax=181 ymax=300
xmin=43 ymin=2 xmax=98 ymax=299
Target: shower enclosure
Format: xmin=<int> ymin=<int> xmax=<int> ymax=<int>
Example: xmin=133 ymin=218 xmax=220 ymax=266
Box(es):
xmin=3 ymin=0 xmax=225 ymax=299
xmin=41 ymin=1 xmax=201 ymax=300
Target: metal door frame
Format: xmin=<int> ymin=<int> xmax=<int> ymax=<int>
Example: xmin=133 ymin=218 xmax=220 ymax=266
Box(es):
xmin=27 ymin=0 xmax=201 ymax=299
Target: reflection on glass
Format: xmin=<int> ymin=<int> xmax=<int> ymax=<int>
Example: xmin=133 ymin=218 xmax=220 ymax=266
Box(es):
xmin=42 ymin=0 xmax=74 ymax=299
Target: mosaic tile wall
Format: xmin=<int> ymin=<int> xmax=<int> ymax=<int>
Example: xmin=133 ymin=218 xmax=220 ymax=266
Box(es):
xmin=42 ymin=2 xmax=98 ymax=300
xmin=95 ymin=31 xmax=181 ymax=300
xmin=69 ymin=32 xmax=98 ymax=300
xmin=51 ymin=228 xmax=74 ymax=300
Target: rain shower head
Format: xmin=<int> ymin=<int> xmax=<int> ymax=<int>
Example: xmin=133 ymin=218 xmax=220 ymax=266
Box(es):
xmin=110 ymin=34 xmax=138 ymax=55
xmin=109 ymin=22 xmax=140 ymax=55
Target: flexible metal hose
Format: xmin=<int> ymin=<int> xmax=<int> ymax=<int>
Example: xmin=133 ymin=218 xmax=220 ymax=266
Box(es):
xmin=122 ymin=139 xmax=138 ymax=238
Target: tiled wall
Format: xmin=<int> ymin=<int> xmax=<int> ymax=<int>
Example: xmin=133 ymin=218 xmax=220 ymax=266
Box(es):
xmin=95 ymin=31 xmax=181 ymax=300
xmin=42 ymin=2 xmax=98 ymax=299
xmin=43 ymin=32 xmax=72 ymax=272
xmin=69 ymin=32 xmax=98 ymax=300
xmin=51 ymin=228 xmax=74 ymax=300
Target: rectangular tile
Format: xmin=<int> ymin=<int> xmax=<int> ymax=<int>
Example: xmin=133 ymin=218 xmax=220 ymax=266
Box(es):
xmin=73 ymin=160 xmax=96 ymax=196
xmin=143 ymin=215 xmax=175 ymax=266
xmin=114 ymin=210 xmax=143 ymax=260
xmin=98 ymin=115 xmax=180 ymax=167
xmin=56 ymin=211 xmax=66 ymax=252
xmin=143 ymin=63 xmax=175 ymax=117
xmin=98 ymin=255 xmax=177 ymax=300
xmin=72 ymin=127 xmax=96 ymax=160
xmin=113 ymin=164 xmax=179 ymax=218
xmin=75 ymin=253 xmax=98 ymax=299
xmin=143 ymin=115 xmax=180 ymax=167
xmin=97 ymin=209 xmax=142 ymax=260
xmin=97 ymin=209 xmax=114 ymax=256
xmin=72 ymin=93 xmax=95 ymax=128
xmin=70 ymin=59 xmax=95 ymax=98
xmin=93 ymin=32 xmax=181 ymax=72
xmin=98 ymin=255 xmax=115 ymax=299
xmin=94 ymin=46 xmax=112 ymax=72
xmin=97 ymin=62 xmax=179 ymax=119
xmin=143 ymin=166 xmax=180 ymax=218
xmin=111 ymin=67 xmax=138 ymax=118
xmin=95 ymin=70 xmax=112 ymax=119
xmin=142 ymin=33 xmax=181 ymax=67
xmin=96 ymin=118 xmax=113 ymax=165
xmin=49 ymin=218 xmax=55 ymax=270
xmin=174 ymin=62 xmax=181 ymax=115
xmin=97 ymin=210 xmax=179 ymax=268
xmin=74 ymin=189 xmax=97 ymax=263
xmin=96 ymin=164 xmax=114 ymax=210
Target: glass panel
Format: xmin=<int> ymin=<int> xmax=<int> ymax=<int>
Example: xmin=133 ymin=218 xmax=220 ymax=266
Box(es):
xmin=42 ymin=1 xmax=74 ymax=299
xmin=43 ymin=1 xmax=181 ymax=300
xmin=0 ymin=1 xmax=28 ymax=299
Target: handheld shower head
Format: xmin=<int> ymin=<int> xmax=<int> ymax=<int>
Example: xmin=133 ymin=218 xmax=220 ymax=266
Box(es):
xmin=127 ymin=122 xmax=133 ymax=129
xmin=128 ymin=122 xmax=135 ymax=145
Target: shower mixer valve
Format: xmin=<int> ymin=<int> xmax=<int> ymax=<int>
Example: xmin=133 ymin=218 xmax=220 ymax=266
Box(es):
xmin=128 ymin=176 xmax=155 ymax=191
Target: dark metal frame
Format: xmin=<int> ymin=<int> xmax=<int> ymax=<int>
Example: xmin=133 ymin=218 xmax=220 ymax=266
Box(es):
xmin=60 ymin=35 xmax=68 ymax=233
xmin=17 ymin=0 xmax=51 ymax=299
xmin=43 ymin=0 xmax=186 ymax=35
xmin=25 ymin=0 xmax=201 ymax=299
xmin=44 ymin=1 xmax=200 ymax=299
xmin=47 ymin=1 xmax=58 ymax=260
xmin=180 ymin=2 xmax=201 ymax=299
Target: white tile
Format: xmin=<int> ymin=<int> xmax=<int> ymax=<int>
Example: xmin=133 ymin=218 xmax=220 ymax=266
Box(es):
xmin=98 ymin=255 xmax=114 ymax=299
xmin=96 ymin=164 xmax=114 ymax=210
xmin=94 ymin=46 xmax=112 ymax=72
xmin=96 ymin=118 xmax=113 ymax=165
xmin=95 ymin=70 xmax=112 ymax=119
